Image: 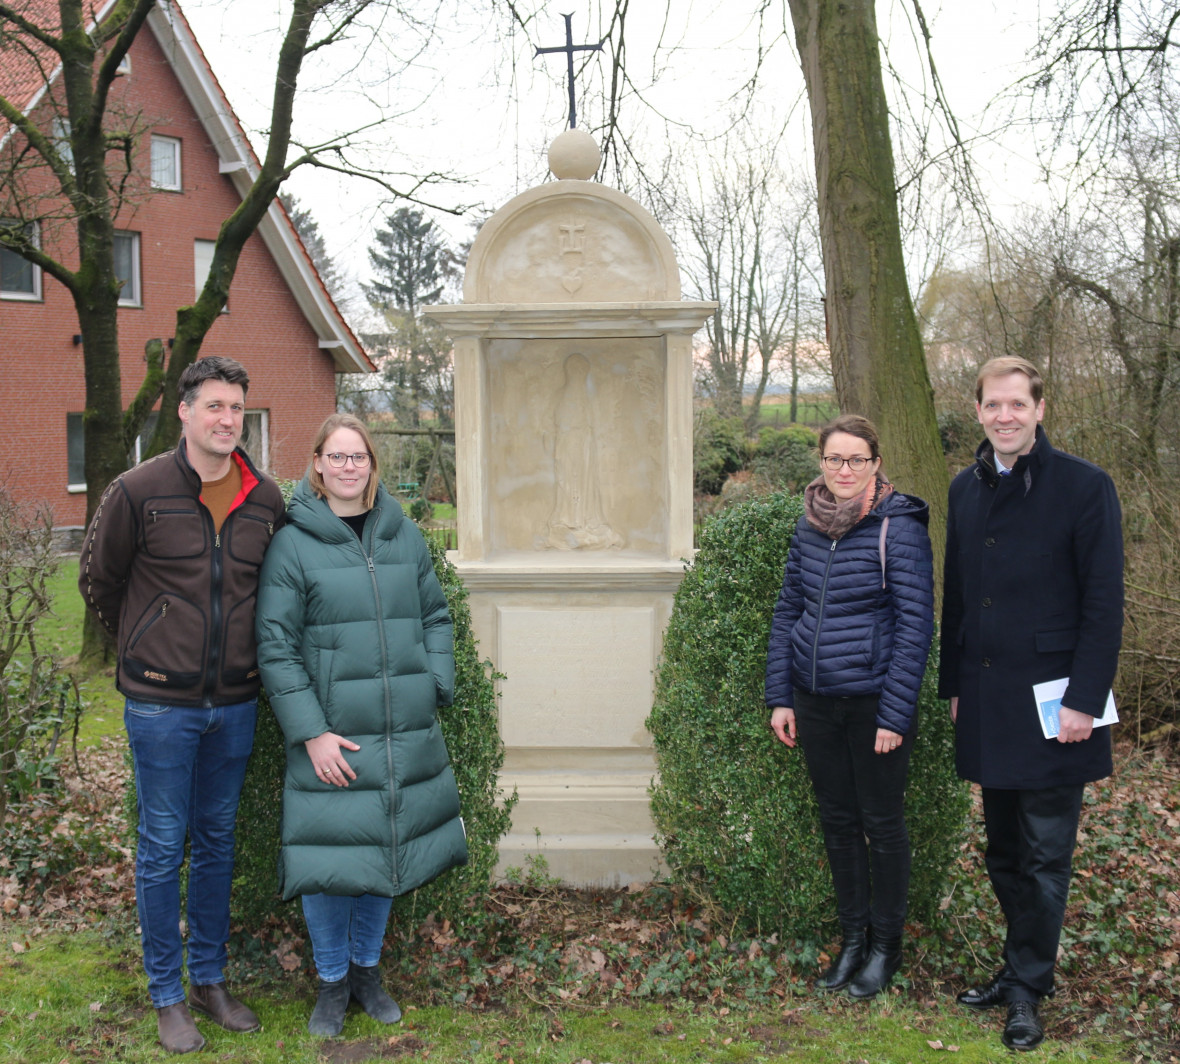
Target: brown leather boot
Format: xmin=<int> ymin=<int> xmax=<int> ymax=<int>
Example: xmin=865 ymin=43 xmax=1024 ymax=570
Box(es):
xmin=188 ymin=982 xmax=261 ymax=1032
xmin=156 ymin=1002 xmax=205 ymax=1054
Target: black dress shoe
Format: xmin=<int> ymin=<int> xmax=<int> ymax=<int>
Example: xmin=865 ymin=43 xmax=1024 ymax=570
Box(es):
xmin=1001 ymin=1000 xmax=1044 ymax=1051
xmin=957 ymin=966 xmax=1008 ymax=1010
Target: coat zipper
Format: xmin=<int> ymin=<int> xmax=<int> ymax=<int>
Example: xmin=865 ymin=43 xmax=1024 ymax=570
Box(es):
xmin=811 ymin=539 xmax=838 ymax=692
xmin=361 ymin=518 xmax=400 ymax=892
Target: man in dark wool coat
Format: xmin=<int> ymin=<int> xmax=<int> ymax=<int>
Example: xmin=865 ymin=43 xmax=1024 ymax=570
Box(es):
xmin=939 ymin=356 xmax=1124 ymax=1052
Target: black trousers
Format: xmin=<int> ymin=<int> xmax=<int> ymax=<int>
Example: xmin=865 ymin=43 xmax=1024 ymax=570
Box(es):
xmin=981 ymin=783 xmax=1085 ymax=1002
xmin=793 ymin=690 xmax=913 ymax=938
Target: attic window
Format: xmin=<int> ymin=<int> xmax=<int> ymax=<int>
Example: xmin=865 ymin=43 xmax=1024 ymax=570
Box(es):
xmin=150 ymin=135 xmax=181 ymax=190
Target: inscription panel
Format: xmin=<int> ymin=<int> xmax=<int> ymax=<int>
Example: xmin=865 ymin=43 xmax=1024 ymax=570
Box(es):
xmin=497 ymin=606 xmax=655 ymax=748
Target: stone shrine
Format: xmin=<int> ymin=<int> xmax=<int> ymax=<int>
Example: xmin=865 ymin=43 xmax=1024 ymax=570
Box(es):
xmin=424 ymin=130 xmax=714 ymax=884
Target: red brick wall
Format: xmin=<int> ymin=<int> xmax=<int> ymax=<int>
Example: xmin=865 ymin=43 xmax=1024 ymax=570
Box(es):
xmin=0 ymin=26 xmax=337 ymax=528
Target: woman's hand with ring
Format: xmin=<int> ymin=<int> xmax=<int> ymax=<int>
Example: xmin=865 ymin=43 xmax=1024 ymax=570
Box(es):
xmin=874 ymin=727 xmax=903 ymax=754
xmin=305 ymin=731 xmax=361 ymax=786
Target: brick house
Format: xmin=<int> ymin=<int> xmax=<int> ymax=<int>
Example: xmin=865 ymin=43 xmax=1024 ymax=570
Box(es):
xmin=0 ymin=0 xmax=370 ymax=531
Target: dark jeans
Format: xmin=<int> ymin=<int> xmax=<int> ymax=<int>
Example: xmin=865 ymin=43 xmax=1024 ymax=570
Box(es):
xmin=124 ymin=698 xmax=257 ymax=1008
xmin=793 ymin=690 xmax=913 ymax=938
xmin=982 ymin=783 xmax=1085 ymax=1002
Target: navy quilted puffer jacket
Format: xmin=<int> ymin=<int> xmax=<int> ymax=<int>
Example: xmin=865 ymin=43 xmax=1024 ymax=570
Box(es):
xmin=764 ymin=489 xmax=935 ymax=734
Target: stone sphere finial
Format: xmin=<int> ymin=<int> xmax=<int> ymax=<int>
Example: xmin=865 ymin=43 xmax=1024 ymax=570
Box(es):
xmin=548 ymin=128 xmax=601 ymax=180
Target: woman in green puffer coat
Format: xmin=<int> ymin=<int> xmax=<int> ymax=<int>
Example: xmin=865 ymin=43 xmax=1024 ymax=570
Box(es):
xmin=256 ymin=414 xmax=466 ymax=1038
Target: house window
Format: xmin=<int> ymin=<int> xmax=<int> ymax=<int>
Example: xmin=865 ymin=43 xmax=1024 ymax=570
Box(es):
xmin=241 ymin=410 xmax=270 ymax=471
xmin=51 ymin=117 xmax=73 ymax=174
xmin=115 ymin=53 xmax=131 ymax=76
xmin=194 ymin=239 xmax=227 ymax=311
xmin=150 ymin=135 xmax=181 ymax=190
xmin=113 ymin=231 xmax=141 ymax=306
xmin=1 ymin=219 xmax=41 ymax=300
xmin=67 ymin=413 xmax=86 ymax=489
xmin=68 ymin=411 xmax=161 ymax=491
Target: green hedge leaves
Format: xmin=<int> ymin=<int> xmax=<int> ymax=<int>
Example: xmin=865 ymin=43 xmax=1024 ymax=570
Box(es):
xmin=647 ymin=491 xmax=968 ymax=938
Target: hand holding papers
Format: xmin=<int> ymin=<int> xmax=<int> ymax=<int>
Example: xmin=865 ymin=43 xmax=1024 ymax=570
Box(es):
xmin=1033 ymin=677 xmax=1118 ymax=740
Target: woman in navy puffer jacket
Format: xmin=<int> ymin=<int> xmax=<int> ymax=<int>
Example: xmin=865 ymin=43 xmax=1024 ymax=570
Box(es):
xmin=765 ymin=414 xmax=933 ymax=999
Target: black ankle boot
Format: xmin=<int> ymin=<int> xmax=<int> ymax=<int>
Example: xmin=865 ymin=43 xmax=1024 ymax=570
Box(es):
xmin=348 ymin=962 xmax=401 ymax=1024
xmin=308 ymin=976 xmax=349 ymax=1037
xmin=817 ymin=927 xmax=869 ymax=990
xmin=848 ymin=934 xmax=902 ymax=998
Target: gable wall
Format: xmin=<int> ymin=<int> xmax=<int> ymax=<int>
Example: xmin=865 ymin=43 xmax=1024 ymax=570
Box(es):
xmin=0 ymin=25 xmax=337 ymax=528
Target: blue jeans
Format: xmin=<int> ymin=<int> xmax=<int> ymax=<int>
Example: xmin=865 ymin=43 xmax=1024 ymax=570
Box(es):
xmin=301 ymin=893 xmax=394 ymax=982
xmin=124 ymin=698 xmax=257 ymax=1008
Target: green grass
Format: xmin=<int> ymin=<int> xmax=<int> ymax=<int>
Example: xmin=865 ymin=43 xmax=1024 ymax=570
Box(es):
xmin=755 ymin=398 xmax=838 ymax=429
xmin=37 ymin=562 xmax=123 ymax=745
xmin=0 ymin=927 xmax=1139 ymax=1063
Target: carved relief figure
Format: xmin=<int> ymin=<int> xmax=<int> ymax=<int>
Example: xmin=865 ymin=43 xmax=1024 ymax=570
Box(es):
xmin=544 ymin=354 xmax=623 ymax=550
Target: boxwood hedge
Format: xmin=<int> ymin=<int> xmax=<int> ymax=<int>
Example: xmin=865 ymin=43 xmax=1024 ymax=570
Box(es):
xmin=647 ymin=491 xmax=968 ymax=938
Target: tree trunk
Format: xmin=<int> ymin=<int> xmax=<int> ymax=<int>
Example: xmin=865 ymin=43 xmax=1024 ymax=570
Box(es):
xmin=788 ymin=0 xmax=948 ymax=580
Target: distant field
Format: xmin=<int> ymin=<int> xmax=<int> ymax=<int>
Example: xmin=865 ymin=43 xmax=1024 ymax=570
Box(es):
xmin=755 ymin=396 xmax=837 ymax=428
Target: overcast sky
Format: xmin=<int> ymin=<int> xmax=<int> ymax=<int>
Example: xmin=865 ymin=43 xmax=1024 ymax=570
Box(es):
xmin=178 ymin=0 xmax=1045 ymax=305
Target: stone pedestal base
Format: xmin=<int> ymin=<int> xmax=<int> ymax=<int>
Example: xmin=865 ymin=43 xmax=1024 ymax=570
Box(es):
xmin=495 ymin=748 xmax=664 ymax=887
xmin=455 ymin=556 xmax=682 ymax=887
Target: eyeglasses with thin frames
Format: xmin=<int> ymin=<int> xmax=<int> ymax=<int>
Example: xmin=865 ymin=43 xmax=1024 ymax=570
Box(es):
xmin=821 ymin=455 xmax=873 ymax=471
xmin=321 ymin=452 xmax=371 ymax=468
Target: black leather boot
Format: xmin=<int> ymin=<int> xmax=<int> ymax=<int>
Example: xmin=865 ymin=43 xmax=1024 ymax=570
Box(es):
xmin=817 ymin=927 xmax=869 ymax=990
xmin=308 ymin=976 xmax=349 ymax=1037
xmin=847 ymin=934 xmax=902 ymax=998
xmin=348 ymin=962 xmax=402 ymax=1024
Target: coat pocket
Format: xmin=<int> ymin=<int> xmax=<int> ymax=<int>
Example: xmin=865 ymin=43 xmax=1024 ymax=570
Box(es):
xmin=1035 ymin=627 xmax=1079 ymax=654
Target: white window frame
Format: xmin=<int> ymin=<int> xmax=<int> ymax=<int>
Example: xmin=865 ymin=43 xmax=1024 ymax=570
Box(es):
xmin=0 ymin=219 xmax=42 ymax=301
xmin=193 ymin=238 xmax=228 ymax=312
xmin=150 ymin=134 xmax=181 ymax=191
xmin=241 ymin=410 xmax=270 ymax=471
xmin=114 ymin=230 xmax=141 ymax=307
xmin=70 ymin=411 xmax=161 ymax=492
xmin=51 ymin=116 xmax=73 ymax=174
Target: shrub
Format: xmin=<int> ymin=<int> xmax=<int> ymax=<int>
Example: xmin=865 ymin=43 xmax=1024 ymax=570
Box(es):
xmin=647 ymin=492 xmax=968 ymax=938
xmin=694 ymin=411 xmax=748 ymax=495
xmin=750 ymin=424 xmax=819 ymax=492
xmin=230 ymin=535 xmax=513 ymax=930
xmin=0 ymin=488 xmax=81 ymax=824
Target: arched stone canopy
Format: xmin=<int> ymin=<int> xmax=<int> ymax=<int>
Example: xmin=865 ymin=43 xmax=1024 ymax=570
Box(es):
xmin=463 ymin=182 xmax=681 ymax=304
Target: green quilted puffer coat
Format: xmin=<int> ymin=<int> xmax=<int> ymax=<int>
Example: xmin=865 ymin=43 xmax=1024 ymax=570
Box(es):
xmin=256 ymin=479 xmax=467 ymax=900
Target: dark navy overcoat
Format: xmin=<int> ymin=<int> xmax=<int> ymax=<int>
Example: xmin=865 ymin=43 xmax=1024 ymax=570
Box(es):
xmin=939 ymin=428 xmax=1123 ymax=789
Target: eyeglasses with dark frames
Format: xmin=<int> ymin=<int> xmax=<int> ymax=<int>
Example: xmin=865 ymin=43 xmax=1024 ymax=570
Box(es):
xmin=821 ymin=455 xmax=872 ymax=471
xmin=321 ymin=452 xmax=372 ymax=468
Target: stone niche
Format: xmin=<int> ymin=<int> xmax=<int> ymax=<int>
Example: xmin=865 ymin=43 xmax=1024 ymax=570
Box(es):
xmin=425 ymin=148 xmax=714 ymax=886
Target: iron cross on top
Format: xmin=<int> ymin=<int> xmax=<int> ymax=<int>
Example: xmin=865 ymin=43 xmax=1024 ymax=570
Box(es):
xmin=534 ymin=13 xmax=603 ymax=130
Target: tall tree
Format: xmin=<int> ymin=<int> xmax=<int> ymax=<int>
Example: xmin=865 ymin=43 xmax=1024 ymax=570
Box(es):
xmin=364 ymin=207 xmax=459 ymax=427
xmin=677 ymin=152 xmax=825 ymax=433
xmin=786 ymin=0 xmax=947 ymax=557
xmin=280 ymin=190 xmax=350 ymax=311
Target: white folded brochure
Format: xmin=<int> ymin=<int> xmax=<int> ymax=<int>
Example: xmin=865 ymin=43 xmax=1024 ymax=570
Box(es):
xmin=1032 ymin=677 xmax=1118 ymax=740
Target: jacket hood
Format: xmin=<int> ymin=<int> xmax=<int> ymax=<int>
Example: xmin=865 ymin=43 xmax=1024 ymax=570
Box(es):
xmin=873 ymin=488 xmax=930 ymax=526
xmin=286 ymin=478 xmax=406 ymax=544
